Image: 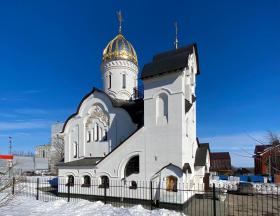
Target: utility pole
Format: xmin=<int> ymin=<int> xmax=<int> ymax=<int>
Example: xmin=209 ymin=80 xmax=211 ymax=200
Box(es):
xmin=9 ymin=136 xmax=12 ymax=155
xmin=8 ymin=136 xmax=13 ymax=177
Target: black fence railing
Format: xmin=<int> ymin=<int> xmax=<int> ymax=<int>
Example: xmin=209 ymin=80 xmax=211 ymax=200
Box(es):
xmin=5 ymin=176 xmax=280 ymax=215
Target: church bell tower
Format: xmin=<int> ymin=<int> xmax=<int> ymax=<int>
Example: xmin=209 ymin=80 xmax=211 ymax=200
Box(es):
xmin=101 ymin=11 xmax=139 ymax=101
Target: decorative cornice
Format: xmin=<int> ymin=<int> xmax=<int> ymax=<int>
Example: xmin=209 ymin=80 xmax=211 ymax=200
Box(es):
xmin=102 ymin=60 xmax=138 ymax=74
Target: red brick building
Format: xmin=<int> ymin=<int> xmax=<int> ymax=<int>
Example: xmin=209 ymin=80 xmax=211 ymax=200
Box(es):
xmin=210 ymin=152 xmax=232 ymax=175
xmin=254 ymin=144 xmax=280 ymax=175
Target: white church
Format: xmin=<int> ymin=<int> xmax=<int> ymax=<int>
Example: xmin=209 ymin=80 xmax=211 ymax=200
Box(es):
xmin=57 ymin=14 xmax=210 ymax=201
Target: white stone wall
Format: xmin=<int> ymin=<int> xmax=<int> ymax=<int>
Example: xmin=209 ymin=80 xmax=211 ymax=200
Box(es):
xmin=63 ymin=90 xmax=137 ymax=162
xmin=59 ymin=47 xmax=208 ymax=196
xmin=35 ymin=144 xmax=51 ymax=158
xmin=143 ymin=72 xmax=185 ymax=177
xmin=101 ymin=60 xmax=138 ymax=100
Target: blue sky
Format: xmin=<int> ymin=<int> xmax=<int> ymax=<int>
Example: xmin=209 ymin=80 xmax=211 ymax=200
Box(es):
xmin=0 ymin=0 xmax=279 ymax=166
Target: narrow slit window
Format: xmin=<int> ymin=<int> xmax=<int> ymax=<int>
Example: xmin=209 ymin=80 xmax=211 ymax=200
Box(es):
xmin=96 ymin=124 xmax=99 ymax=141
xmin=122 ymin=74 xmax=126 ymax=89
xmin=99 ymin=127 xmax=103 ymax=141
xmin=87 ymin=131 xmax=91 ymax=142
xmin=108 ymin=74 xmax=112 ymax=89
xmin=103 ymin=130 xmax=108 ymax=141
xmin=73 ymin=142 xmax=78 ymax=158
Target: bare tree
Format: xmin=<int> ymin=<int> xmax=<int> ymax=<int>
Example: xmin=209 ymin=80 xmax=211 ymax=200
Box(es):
xmin=247 ymin=131 xmax=280 ymax=175
xmin=266 ymin=131 xmax=280 ymax=146
xmin=265 ymin=131 xmax=280 ymax=175
xmin=50 ymin=134 xmax=64 ymax=175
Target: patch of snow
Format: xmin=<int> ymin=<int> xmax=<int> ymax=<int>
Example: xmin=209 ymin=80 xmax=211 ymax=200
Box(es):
xmin=210 ymin=179 xmax=239 ymax=191
xmin=210 ymin=179 xmax=280 ymax=194
xmin=0 ymin=195 xmax=185 ymax=216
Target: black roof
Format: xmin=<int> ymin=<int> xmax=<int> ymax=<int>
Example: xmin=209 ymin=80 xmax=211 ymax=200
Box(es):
xmin=61 ymin=87 xmax=144 ymax=133
xmin=110 ymin=97 xmax=144 ymax=128
xmin=57 ymin=157 xmax=103 ymax=167
xmin=210 ymin=152 xmax=231 ymax=160
xmin=153 ymin=163 xmax=183 ymax=176
xmin=254 ymin=145 xmax=271 ymax=154
xmin=141 ymin=44 xmax=200 ymax=80
xmin=194 ymin=143 xmax=210 ymax=166
xmin=185 ymin=99 xmax=192 ymax=113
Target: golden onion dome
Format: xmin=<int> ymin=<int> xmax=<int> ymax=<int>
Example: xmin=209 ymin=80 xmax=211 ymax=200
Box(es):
xmin=102 ymin=33 xmax=138 ymax=65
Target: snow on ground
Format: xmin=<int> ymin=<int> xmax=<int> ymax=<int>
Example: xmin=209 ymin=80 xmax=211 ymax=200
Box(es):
xmin=210 ymin=179 xmax=280 ymax=194
xmin=0 ymin=195 xmax=185 ymax=216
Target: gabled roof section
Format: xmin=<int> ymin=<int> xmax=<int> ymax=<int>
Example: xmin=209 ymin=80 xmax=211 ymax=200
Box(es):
xmin=210 ymin=152 xmax=231 ymax=160
xmin=210 ymin=152 xmax=231 ymax=171
xmin=61 ymin=87 xmax=144 ymax=133
xmin=256 ymin=144 xmax=280 ymax=156
xmin=194 ymin=143 xmax=210 ymax=166
xmin=61 ymin=87 xmax=97 ymax=133
xmin=141 ymin=43 xmax=200 ymax=80
xmin=153 ymin=163 xmax=183 ymax=176
xmin=57 ymin=157 xmax=103 ymax=167
xmin=254 ymin=145 xmax=271 ymax=154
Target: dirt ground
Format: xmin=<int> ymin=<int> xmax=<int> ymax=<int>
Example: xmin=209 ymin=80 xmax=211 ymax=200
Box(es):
xmin=184 ymin=193 xmax=280 ymax=216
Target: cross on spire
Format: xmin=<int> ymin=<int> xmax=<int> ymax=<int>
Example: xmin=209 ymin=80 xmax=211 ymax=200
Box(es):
xmin=174 ymin=21 xmax=179 ymax=49
xmin=117 ymin=10 xmax=123 ymax=34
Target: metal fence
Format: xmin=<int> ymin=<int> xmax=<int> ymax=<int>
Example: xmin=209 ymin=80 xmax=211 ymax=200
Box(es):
xmin=6 ymin=176 xmax=280 ymax=215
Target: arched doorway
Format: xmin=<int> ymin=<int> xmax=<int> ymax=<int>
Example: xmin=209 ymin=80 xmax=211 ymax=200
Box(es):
xmin=124 ymin=155 xmax=139 ymax=177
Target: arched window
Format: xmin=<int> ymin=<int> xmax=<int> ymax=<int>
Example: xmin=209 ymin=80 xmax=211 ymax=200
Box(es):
xmin=93 ymin=123 xmax=108 ymax=142
xmin=124 ymin=155 xmax=139 ymax=177
xmin=82 ymin=175 xmax=91 ymax=187
xmin=99 ymin=176 xmax=109 ymax=188
xmin=99 ymin=127 xmax=103 ymax=141
xmin=73 ymin=142 xmax=78 ymax=158
xmin=129 ymin=181 xmax=137 ymax=190
xmin=87 ymin=131 xmax=91 ymax=142
xmin=166 ymin=175 xmax=178 ymax=192
xmin=103 ymin=129 xmax=108 ymax=141
xmin=95 ymin=124 xmax=99 ymax=141
xmin=157 ymin=93 xmax=168 ymax=119
xmin=42 ymin=150 xmax=45 ymax=158
xmin=66 ymin=175 xmax=74 ymax=187
xmin=91 ymin=128 xmax=95 ymax=141
xmin=122 ymin=74 xmax=126 ymax=89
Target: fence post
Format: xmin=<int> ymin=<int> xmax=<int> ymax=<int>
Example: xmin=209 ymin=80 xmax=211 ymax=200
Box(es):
xmin=12 ymin=177 xmax=15 ymax=195
xmin=67 ymin=182 xmax=70 ymax=202
xmin=104 ymin=180 xmax=107 ymax=204
xmin=36 ymin=178 xmax=39 ymax=200
xmin=150 ymin=181 xmax=153 ymax=210
xmin=213 ymin=183 xmax=216 ymax=216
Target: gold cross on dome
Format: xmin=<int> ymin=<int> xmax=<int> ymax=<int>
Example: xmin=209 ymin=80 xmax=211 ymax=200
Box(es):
xmin=117 ymin=10 xmax=123 ymax=34
xmin=174 ymin=21 xmax=179 ymax=49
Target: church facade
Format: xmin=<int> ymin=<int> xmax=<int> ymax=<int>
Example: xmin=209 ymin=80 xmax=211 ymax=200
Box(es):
xmin=57 ymin=20 xmax=210 ymax=200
